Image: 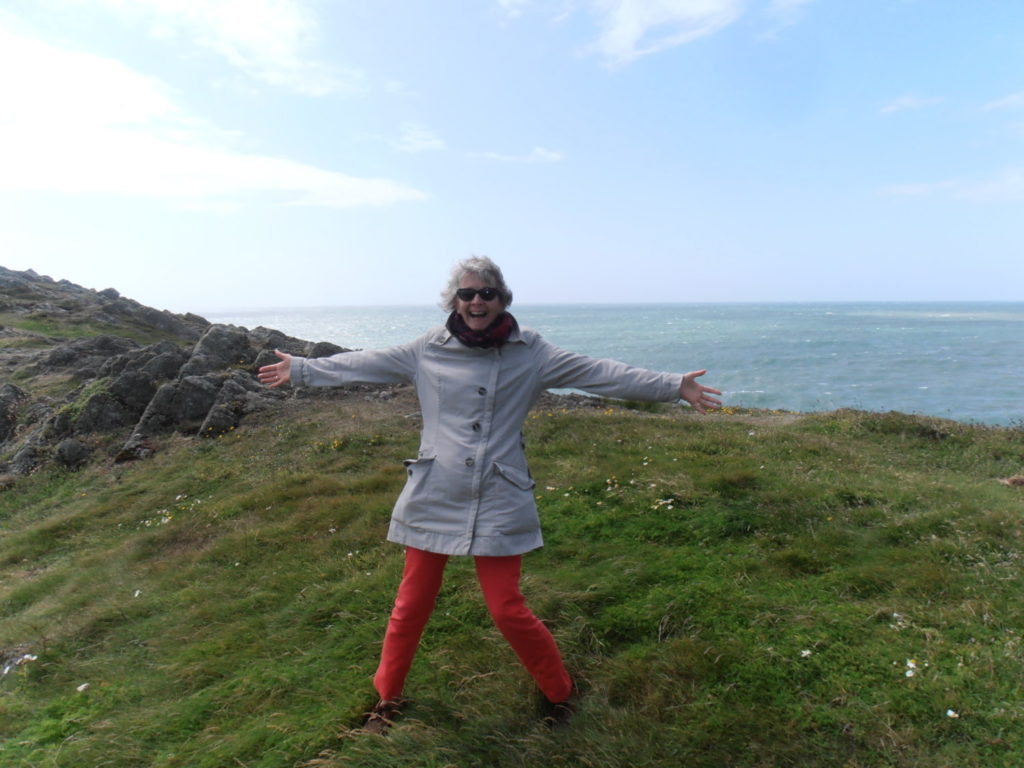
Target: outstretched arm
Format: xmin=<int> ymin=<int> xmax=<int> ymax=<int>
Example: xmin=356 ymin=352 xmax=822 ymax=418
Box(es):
xmin=258 ymin=350 xmax=292 ymax=388
xmin=679 ymin=370 xmax=722 ymax=414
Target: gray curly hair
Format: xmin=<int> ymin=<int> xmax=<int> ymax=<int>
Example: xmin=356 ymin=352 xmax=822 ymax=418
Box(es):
xmin=440 ymin=256 xmax=513 ymax=312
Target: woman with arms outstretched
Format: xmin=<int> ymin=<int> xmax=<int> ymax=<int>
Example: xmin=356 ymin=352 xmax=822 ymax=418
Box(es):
xmin=258 ymin=256 xmax=721 ymax=733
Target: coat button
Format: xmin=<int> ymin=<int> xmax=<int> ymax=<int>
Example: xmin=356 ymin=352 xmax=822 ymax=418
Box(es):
xmin=478 ymin=387 xmax=487 ymax=395
xmin=472 ymin=422 xmax=481 ymax=432
xmin=465 ymin=458 xmax=475 ymax=467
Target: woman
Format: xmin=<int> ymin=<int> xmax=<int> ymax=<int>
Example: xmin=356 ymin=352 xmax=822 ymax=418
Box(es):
xmin=258 ymin=257 xmax=721 ymax=733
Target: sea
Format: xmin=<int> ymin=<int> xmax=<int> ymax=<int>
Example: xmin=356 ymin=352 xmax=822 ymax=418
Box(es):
xmin=205 ymin=303 xmax=1024 ymax=427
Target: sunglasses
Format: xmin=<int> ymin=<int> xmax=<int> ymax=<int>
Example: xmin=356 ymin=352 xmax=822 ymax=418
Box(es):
xmin=456 ymin=287 xmax=501 ymax=302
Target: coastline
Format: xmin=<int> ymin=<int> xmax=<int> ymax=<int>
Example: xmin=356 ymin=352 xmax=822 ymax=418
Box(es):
xmin=205 ymin=302 xmax=1024 ymax=427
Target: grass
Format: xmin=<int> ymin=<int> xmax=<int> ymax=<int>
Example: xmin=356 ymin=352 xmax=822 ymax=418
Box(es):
xmin=0 ymin=311 xmax=193 ymax=348
xmin=1 ymin=392 xmax=1022 ymax=767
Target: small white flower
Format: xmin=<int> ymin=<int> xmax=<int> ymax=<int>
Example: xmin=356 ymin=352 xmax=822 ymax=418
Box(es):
xmin=946 ymin=709 xmax=959 ymax=718
xmin=905 ymin=669 xmax=915 ymax=677
xmin=801 ymin=649 xmax=813 ymax=658
xmin=76 ymin=683 xmax=90 ymax=692
xmin=133 ymin=590 xmax=142 ymax=598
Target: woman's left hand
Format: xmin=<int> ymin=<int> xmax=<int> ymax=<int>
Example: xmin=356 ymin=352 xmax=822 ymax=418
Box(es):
xmin=679 ymin=370 xmax=722 ymax=414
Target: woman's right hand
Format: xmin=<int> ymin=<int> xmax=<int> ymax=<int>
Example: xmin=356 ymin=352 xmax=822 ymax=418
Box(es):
xmin=258 ymin=349 xmax=293 ymax=388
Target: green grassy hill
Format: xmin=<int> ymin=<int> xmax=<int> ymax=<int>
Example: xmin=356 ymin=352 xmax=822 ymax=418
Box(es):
xmin=2 ymin=388 xmax=1022 ymax=767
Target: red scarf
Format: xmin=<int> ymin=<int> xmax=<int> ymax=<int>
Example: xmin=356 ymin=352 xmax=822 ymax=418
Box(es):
xmin=446 ymin=311 xmax=518 ymax=348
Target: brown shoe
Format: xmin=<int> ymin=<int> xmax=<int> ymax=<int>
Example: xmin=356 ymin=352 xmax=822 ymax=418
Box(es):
xmin=541 ymin=698 xmax=575 ymax=729
xmin=363 ymin=698 xmax=403 ymax=735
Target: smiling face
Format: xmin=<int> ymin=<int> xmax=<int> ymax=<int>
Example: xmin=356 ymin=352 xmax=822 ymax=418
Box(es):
xmin=456 ymin=272 xmax=505 ymax=331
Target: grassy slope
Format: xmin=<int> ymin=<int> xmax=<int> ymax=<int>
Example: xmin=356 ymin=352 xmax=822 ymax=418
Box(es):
xmin=0 ymin=309 xmax=199 ymax=407
xmin=1 ymin=391 xmax=1022 ymax=768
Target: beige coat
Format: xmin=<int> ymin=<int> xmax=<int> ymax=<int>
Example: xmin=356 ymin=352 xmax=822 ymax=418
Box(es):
xmin=292 ymin=324 xmax=682 ymax=556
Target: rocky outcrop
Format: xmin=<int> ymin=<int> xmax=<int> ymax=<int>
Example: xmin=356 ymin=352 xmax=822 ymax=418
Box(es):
xmin=35 ymin=336 xmax=140 ymax=379
xmin=0 ymin=266 xmax=209 ymax=342
xmin=0 ymin=384 xmax=26 ymax=443
xmin=0 ymin=266 xmax=351 ymax=476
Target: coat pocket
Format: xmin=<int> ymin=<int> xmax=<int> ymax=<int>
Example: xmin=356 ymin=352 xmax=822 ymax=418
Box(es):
xmin=482 ymin=461 xmax=539 ymax=536
xmin=492 ymin=461 xmax=536 ymax=491
xmin=398 ymin=455 xmax=437 ymax=505
xmin=397 ymin=455 xmax=450 ymax=530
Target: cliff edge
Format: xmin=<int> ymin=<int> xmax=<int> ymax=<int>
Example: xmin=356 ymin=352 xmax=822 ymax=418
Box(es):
xmin=0 ymin=266 xmax=350 ymax=477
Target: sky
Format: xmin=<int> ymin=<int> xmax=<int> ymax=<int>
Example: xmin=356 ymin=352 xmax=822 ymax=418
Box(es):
xmin=1 ymin=0 xmax=1022 ymax=314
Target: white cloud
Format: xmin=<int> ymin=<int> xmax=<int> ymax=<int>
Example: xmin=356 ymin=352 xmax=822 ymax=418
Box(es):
xmin=587 ymin=0 xmax=743 ymax=65
xmin=883 ymin=181 xmax=956 ymax=197
xmin=884 ymin=168 xmax=1024 ymax=202
xmin=62 ymin=0 xmax=354 ymax=95
xmin=501 ymin=1 xmax=803 ymax=65
xmin=984 ymin=91 xmax=1024 ymax=110
xmin=498 ymin=0 xmax=532 ymax=18
xmin=471 ymin=147 xmax=565 ymax=163
xmin=0 ymin=25 xmax=425 ymax=208
xmin=393 ymin=122 xmax=447 ymax=154
xmin=956 ymin=168 xmax=1024 ymax=202
xmin=762 ymin=0 xmax=814 ymax=35
xmin=880 ymin=95 xmax=943 ymax=115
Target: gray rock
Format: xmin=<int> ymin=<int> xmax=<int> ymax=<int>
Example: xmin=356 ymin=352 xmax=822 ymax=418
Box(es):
xmin=38 ymin=335 xmax=139 ymax=377
xmin=116 ymin=432 xmax=156 ymax=462
xmin=134 ymin=375 xmax=222 ymax=435
xmin=97 ymin=340 xmax=186 ymax=379
xmin=198 ymin=372 xmax=282 ymax=437
xmin=73 ymin=391 xmax=133 ymax=434
xmin=309 ymin=341 xmax=347 ymax=358
xmin=55 ymin=438 xmax=91 ymax=469
xmin=1 ymin=266 xmax=362 ymax=470
xmin=108 ymin=370 xmax=159 ymax=414
xmin=178 ymin=325 xmax=255 ymax=378
xmin=0 ymin=383 xmax=26 ymax=443
xmin=141 ymin=349 xmax=190 ymax=380
xmin=8 ymin=443 xmax=40 ymax=475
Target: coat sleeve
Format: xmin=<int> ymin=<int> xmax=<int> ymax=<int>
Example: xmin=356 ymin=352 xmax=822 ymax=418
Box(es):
xmin=534 ymin=336 xmax=682 ymax=402
xmin=291 ymin=337 xmax=421 ymax=388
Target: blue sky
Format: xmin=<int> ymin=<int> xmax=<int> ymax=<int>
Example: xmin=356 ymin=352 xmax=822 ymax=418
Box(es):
xmin=1 ymin=0 xmax=1022 ymax=313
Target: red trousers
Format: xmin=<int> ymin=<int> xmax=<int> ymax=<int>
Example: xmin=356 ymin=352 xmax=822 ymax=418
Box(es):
xmin=373 ymin=547 xmax=573 ymax=704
